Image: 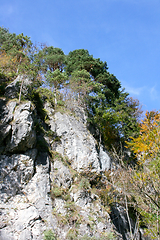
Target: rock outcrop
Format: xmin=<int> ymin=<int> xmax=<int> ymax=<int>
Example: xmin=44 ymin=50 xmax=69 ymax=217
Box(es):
xmin=5 ymin=75 xmax=32 ymax=99
xmin=0 ymin=96 xmax=117 ymax=240
xmin=47 ymin=104 xmax=111 ymax=172
xmin=0 ymin=80 xmax=144 ymax=240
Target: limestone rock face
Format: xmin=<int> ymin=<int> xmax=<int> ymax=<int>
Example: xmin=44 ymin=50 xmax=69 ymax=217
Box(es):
xmin=51 ymin=160 xmax=72 ymax=188
xmin=48 ymin=110 xmax=111 ymax=172
xmin=0 ymin=151 xmax=36 ymax=202
xmin=50 ymin=159 xmax=115 ymax=239
xmin=0 ymin=149 xmax=56 ymax=240
xmin=1 ymin=94 xmax=138 ymax=240
xmin=0 ymin=99 xmax=36 ymax=154
xmin=99 ymin=146 xmax=111 ymax=171
xmin=54 ymin=111 xmax=100 ymax=171
xmin=0 ymin=99 xmax=17 ymax=153
xmin=8 ymin=101 xmax=36 ymax=152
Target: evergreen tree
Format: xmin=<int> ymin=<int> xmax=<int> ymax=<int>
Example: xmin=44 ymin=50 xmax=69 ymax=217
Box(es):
xmin=0 ymin=27 xmax=141 ymax=148
xmin=45 ymin=69 xmax=68 ymax=106
xmin=41 ymin=46 xmax=66 ymax=73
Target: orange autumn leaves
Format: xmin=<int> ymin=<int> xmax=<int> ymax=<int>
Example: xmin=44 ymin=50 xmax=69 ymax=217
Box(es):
xmin=127 ymin=110 xmax=160 ymax=165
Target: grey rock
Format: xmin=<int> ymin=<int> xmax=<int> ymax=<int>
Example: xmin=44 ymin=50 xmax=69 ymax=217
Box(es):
xmin=0 ymin=100 xmax=17 ymax=148
xmin=0 ymin=151 xmax=56 ymax=240
xmin=0 ymin=154 xmax=34 ymax=202
xmin=51 ymin=160 xmax=72 ymax=188
xmin=53 ymin=198 xmax=67 ymax=215
xmin=70 ymin=189 xmax=93 ymax=207
xmin=18 ymin=229 xmax=32 ymax=240
xmin=5 ymin=75 xmax=32 ymax=99
xmin=0 ymin=230 xmax=15 ymax=240
xmin=111 ymin=203 xmax=135 ymax=240
xmin=15 ymin=206 xmax=40 ymax=231
xmin=1 ymin=124 xmax=12 ymax=139
xmin=51 ymin=111 xmax=101 ymax=172
xmin=25 ymin=148 xmax=37 ymax=161
xmin=0 ymin=98 xmax=141 ymax=240
xmin=8 ymin=101 xmax=36 ymax=152
xmin=66 ymin=100 xmax=87 ymax=124
xmin=1 ymin=100 xmax=17 ymax=124
xmin=0 ymin=99 xmax=36 ymax=153
xmin=99 ymin=146 xmax=111 ymax=171
xmin=47 ymin=104 xmax=112 ymax=172
xmin=24 ymin=153 xmax=55 ymax=225
xmin=0 ymin=125 xmax=12 ymax=149
xmin=5 ymin=77 xmax=20 ymax=99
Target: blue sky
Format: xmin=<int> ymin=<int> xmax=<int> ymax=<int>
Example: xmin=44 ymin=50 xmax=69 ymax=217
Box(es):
xmin=0 ymin=0 xmax=160 ymax=112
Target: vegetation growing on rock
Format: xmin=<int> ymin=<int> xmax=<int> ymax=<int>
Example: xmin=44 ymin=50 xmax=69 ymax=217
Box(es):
xmin=0 ymin=26 xmax=159 ymax=240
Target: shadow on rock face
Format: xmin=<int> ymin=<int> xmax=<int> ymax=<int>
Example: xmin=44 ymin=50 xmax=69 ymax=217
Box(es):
xmin=110 ymin=203 xmax=133 ymax=240
xmin=36 ymin=152 xmax=48 ymax=166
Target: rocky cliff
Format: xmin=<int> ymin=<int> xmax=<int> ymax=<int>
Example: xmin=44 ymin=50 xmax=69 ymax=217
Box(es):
xmin=0 ymin=77 xmax=143 ymax=240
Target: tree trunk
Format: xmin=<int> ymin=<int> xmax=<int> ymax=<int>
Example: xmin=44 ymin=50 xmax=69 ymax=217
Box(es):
xmin=54 ymin=88 xmax=57 ymax=109
xmin=19 ymin=76 xmax=24 ymax=103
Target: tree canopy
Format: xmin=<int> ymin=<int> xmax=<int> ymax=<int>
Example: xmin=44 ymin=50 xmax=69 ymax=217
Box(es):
xmin=0 ymin=27 xmax=142 ymax=148
xmin=0 ymin=27 xmax=142 ymax=143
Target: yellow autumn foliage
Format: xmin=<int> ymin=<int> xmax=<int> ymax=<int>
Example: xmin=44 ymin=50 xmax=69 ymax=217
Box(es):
xmin=127 ymin=110 xmax=160 ymax=165
xmin=126 ymin=111 xmax=160 ymax=239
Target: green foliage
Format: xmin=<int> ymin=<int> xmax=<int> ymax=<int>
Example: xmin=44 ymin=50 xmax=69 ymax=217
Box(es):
xmin=79 ymin=232 xmax=116 ymax=240
xmin=0 ymin=27 xmax=32 ymax=75
xmin=0 ymin=27 xmax=17 ymax=53
xmin=0 ymin=81 xmax=7 ymax=96
xmin=57 ymin=99 xmax=65 ymax=107
xmin=36 ymin=88 xmax=55 ymax=104
xmin=45 ymin=69 xmax=68 ymax=91
xmin=51 ymin=186 xmax=64 ymax=198
xmin=43 ymin=229 xmax=56 ymax=240
xmin=0 ymin=27 xmax=43 ymax=104
xmin=46 ymin=129 xmax=55 ymax=139
xmin=41 ymin=46 xmax=66 ymax=72
xmin=65 ymin=48 xmax=141 ymax=149
xmin=29 ymin=89 xmax=49 ymax=120
xmin=98 ymin=188 xmax=113 ymax=208
xmin=66 ymin=228 xmax=79 ymax=240
xmin=65 ymin=49 xmax=107 ymax=78
xmin=50 ymin=151 xmax=63 ymax=162
xmin=65 ymin=201 xmax=77 ymax=212
xmin=78 ymin=177 xmax=91 ymax=190
xmin=0 ymin=26 xmax=141 ymax=151
xmin=69 ymin=69 xmax=92 ymax=103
